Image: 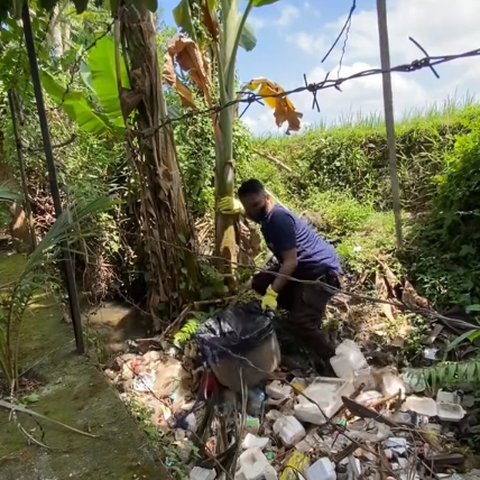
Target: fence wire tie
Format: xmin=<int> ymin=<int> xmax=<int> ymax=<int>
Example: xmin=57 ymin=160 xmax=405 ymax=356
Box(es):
xmin=409 ymin=36 xmax=440 ymax=79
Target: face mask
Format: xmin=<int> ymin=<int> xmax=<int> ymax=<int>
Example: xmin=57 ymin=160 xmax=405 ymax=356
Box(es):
xmin=250 ymin=203 xmax=268 ymax=223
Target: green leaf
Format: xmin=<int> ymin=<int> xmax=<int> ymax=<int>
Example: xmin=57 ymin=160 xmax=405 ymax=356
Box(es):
xmin=239 ymin=21 xmax=256 ymax=51
xmin=173 ymin=0 xmax=196 ymax=39
xmin=23 ymin=393 xmax=40 ymax=404
xmin=446 ymin=328 xmax=480 ymax=352
xmin=466 ymin=304 xmax=480 ymax=313
xmin=468 ymin=330 xmax=480 ymax=342
xmin=72 ymin=0 xmax=89 ymax=13
xmin=87 ymin=36 xmax=127 ymax=129
xmin=252 ymin=0 xmax=280 ymax=5
xmin=139 ymin=0 xmax=157 ymax=12
xmin=41 ymin=71 xmax=112 ymax=135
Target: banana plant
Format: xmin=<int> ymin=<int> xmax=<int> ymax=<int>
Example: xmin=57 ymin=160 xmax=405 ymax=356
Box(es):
xmin=41 ymin=35 xmax=127 ymax=136
xmin=169 ymin=0 xmax=301 ymax=272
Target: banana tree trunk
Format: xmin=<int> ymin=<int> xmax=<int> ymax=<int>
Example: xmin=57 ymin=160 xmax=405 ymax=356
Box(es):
xmin=120 ymin=7 xmax=198 ymax=329
xmin=214 ymin=105 xmax=237 ymax=274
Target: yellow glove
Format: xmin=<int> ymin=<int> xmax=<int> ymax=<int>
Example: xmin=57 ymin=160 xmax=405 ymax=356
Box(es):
xmin=218 ymin=196 xmax=244 ymax=215
xmin=261 ymin=286 xmax=278 ymax=311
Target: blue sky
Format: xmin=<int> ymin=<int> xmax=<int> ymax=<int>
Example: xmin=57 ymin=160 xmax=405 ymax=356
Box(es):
xmin=160 ymin=0 xmax=480 ymax=135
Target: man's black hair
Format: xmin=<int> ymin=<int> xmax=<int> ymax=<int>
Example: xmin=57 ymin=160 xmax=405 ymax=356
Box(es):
xmin=238 ymin=178 xmax=266 ymax=198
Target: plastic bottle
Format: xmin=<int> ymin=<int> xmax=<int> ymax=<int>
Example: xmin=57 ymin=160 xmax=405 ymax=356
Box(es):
xmin=247 ymin=388 xmax=266 ymax=416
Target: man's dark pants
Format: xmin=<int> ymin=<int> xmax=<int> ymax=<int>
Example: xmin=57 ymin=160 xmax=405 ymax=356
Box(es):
xmin=252 ymin=265 xmax=339 ymax=364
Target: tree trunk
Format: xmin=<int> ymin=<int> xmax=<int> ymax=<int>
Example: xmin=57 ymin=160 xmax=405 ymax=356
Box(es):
xmin=214 ymin=105 xmax=237 ymax=276
xmin=120 ymin=6 xmax=198 ymax=329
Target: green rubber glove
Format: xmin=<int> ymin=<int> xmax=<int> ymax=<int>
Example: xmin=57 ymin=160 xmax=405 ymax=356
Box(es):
xmin=261 ymin=286 xmax=278 ymax=311
xmin=218 ymin=196 xmax=245 ymax=215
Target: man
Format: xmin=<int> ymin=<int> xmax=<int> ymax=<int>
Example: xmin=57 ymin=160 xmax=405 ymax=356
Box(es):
xmin=219 ymin=178 xmax=343 ymax=371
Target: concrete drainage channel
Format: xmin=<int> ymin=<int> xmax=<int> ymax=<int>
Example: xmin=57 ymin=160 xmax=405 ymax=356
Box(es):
xmin=104 ymin=301 xmax=480 ymax=480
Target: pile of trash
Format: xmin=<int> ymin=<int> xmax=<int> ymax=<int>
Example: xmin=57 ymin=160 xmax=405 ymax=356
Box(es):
xmin=104 ymin=302 xmax=480 ymax=480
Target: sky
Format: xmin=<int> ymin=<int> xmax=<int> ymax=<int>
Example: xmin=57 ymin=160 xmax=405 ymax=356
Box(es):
xmin=160 ymin=0 xmax=480 ymax=136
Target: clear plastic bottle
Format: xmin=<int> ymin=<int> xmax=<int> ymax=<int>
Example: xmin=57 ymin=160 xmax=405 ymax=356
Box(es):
xmin=247 ymin=388 xmax=266 ymax=416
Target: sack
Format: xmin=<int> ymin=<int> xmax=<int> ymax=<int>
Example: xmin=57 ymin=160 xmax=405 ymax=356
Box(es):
xmin=196 ymin=301 xmax=274 ymax=366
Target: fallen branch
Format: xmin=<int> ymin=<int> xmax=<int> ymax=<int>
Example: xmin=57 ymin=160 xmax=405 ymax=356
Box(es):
xmin=0 ymin=399 xmax=98 ymax=438
xmin=252 ymin=148 xmax=294 ymax=173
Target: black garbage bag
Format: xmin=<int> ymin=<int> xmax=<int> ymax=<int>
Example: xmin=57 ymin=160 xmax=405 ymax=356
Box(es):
xmin=196 ymin=301 xmax=275 ymax=366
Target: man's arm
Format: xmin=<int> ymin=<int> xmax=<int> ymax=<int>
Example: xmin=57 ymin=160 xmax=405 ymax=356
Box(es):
xmin=271 ymin=248 xmax=297 ymax=293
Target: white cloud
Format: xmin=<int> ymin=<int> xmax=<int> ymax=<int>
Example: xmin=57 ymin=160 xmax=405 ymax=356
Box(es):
xmin=275 ymin=5 xmax=300 ymax=28
xmin=276 ymin=0 xmax=480 ymax=133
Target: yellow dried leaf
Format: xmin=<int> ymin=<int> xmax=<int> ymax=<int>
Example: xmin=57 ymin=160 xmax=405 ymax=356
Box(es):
xmin=244 ymin=78 xmax=303 ymax=133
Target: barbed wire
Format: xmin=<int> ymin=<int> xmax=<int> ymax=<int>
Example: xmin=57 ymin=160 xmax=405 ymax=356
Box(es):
xmin=138 ymin=39 xmax=480 ymax=136
xmin=122 ymin=229 xmax=476 ymax=333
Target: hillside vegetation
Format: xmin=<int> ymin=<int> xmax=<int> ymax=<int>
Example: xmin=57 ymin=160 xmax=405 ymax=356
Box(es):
xmin=245 ymin=106 xmax=480 ymax=309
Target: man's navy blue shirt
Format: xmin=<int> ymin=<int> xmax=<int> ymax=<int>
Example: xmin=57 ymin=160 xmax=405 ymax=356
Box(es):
xmin=261 ymin=205 xmax=342 ymax=278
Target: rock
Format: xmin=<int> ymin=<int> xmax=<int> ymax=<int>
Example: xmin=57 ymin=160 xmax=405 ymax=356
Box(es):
xmin=266 ymin=380 xmax=292 ymax=400
xmin=242 ymin=433 xmax=269 ymax=450
xmin=273 ymin=416 xmax=306 ymax=447
xmin=189 ymin=466 xmax=216 ymax=480
xmin=236 ymin=448 xmax=277 ymax=480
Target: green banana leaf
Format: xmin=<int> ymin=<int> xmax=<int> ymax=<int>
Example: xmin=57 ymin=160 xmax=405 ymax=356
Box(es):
xmin=42 ymin=71 xmax=113 ymax=136
xmin=87 ymin=35 xmax=129 ymax=129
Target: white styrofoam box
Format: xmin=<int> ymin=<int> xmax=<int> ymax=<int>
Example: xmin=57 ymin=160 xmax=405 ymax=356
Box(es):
xmin=402 ymin=395 xmax=438 ymax=417
xmin=190 ymin=467 xmax=216 ymax=480
xmin=294 ymin=377 xmax=354 ymax=425
xmin=273 ymin=415 xmax=306 ymax=447
xmin=306 ymin=457 xmax=336 ymax=480
xmin=331 ymin=340 xmax=368 ymax=379
xmin=235 ymin=448 xmax=277 ymax=480
xmin=436 ymin=389 xmax=459 ymax=404
xmin=241 ymin=433 xmax=269 ymax=450
xmin=266 ymin=380 xmax=292 ymax=400
xmin=437 ymin=402 xmax=466 ymax=422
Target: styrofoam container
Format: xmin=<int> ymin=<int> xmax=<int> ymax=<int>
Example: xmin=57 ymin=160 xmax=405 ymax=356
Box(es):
xmin=294 ymin=377 xmax=354 ymax=425
xmin=437 ymin=402 xmax=466 ymax=422
xmin=306 ymin=457 xmax=336 ymax=480
xmin=273 ymin=415 xmax=306 ymax=446
xmin=236 ymin=448 xmax=277 ymax=480
xmin=330 ymin=340 xmax=368 ymax=379
xmin=402 ymin=395 xmax=437 ymax=417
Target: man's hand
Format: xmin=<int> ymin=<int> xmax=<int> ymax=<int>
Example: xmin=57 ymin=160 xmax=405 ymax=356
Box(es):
xmin=261 ymin=286 xmax=278 ymax=311
xmin=217 ymin=196 xmax=245 ymax=215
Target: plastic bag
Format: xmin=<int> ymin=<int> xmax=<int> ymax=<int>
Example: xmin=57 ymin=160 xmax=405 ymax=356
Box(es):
xmin=196 ymin=301 xmax=274 ymax=366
